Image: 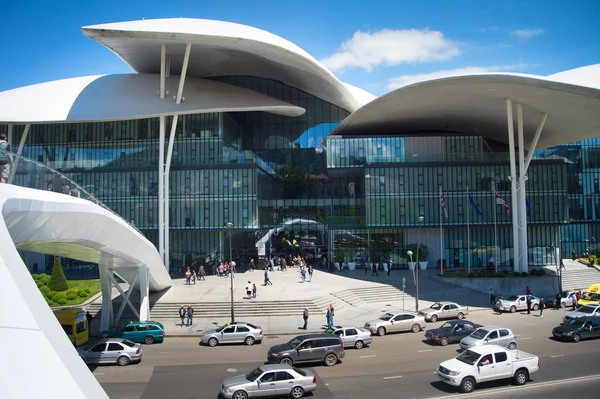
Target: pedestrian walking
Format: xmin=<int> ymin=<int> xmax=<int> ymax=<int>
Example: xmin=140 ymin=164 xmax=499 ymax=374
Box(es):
xmin=496 ymin=296 xmax=504 ymax=313
xmin=525 ymin=286 xmax=531 ymax=296
xmin=246 ymin=281 xmax=252 ymax=299
xmin=264 ymin=268 xmax=273 ymax=285
xmin=371 ymin=262 xmax=378 ymax=276
xmin=192 ymin=271 xmax=196 ymax=285
xmin=301 ymin=267 xmax=306 ymax=283
xmin=179 ymin=305 xmax=186 ymax=327
xmin=489 ymin=288 xmax=496 ymax=305
xmin=555 ymin=292 xmax=561 ymax=310
xmin=302 ymin=308 xmax=309 ymax=330
xmin=570 ymin=292 xmax=577 ymax=310
xmin=187 ymin=305 xmax=194 ymax=326
xmin=250 ymin=258 xmax=255 ymax=272
xmin=387 ymin=259 xmax=392 ymax=276
xmin=539 ymin=298 xmax=545 ymax=317
xmin=329 ymin=304 xmax=335 ymax=329
xmin=326 ymin=306 xmax=332 ymax=329
xmin=571 ymin=249 xmax=577 ymax=261
xmin=526 ymin=294 xmax=532 ymax=314
xmin=308 ymin=265 xmax=313 ymax=282
xmin=199 ymin=265 xmax=206 ymax=281
xmin=252 ymin=283 xmax=257 ymax=298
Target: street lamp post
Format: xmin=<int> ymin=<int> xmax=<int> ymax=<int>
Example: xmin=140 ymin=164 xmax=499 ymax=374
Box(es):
xmin=226 ymin=222 xmax=235 ymax=323
xmin=415 ymin=215 xmax=424 ymax=312
xmin=407 ymin=250 xmax=413 ymax=311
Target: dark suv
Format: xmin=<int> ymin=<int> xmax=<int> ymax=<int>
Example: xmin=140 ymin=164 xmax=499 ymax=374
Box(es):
xmin=267 ymin=333 xmax=345 ymax=367
xmin=101 ymin=321 xmax=165 ymax=344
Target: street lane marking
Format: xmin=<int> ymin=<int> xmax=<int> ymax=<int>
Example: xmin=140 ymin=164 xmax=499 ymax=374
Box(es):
xmin=159 ymin=352 xmax=172 ymax=354
xmin=94 ymin=373 xmax=105 ymax=375
xmin=325 ymin=383 xmax=330 ymax=386
xmin=418 ymin=349 xmax=432 ymax=352
xmin=360 ymin=355 xmax=377 ymax=358
xmin=550 ymin=355 xmax=564 ymax=358
xmin=426 ymin=374 xmax=600 ymax=398
xmin=518 ymin=337 xmax=531 ymax=340
xmin=525 ymin=323 xmax=536 ymax=326
xmin=383 ymin=375 xmax=402 ymax=380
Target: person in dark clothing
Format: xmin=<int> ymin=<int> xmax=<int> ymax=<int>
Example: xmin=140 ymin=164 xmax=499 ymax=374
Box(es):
xmin=555 ymin=292 xmax=562 ymax=310
xmin=187 ymin=305 xmax=194 ymax=326
xmin=526 ymin=295 xmax=532 ymax=314
xmin=179 ymin=305 xmax=186 ymax=327
xmin=539 ymin=298 xmax=545 ymax=317
xmin=85 ymin=311 xmax=93 ymax=326
xmin=571 ymin=249 xmax=577 ymax=261
xmin=371 ymin=262 xmax=378 ymax=276
xmin=302 ymin=308 xmax=309 ymax=330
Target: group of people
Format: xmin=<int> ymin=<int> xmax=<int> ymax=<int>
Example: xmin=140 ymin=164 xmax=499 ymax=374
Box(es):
xmin=326 ymin=304 xmax=335 ymax=329
xmin=0 ymin=133 xmax=15 ymax=184
xmin=184 ymin=266 xmax=206 ymax=285
xmin=178 ymin=304 xmax=194 ymax=327
xmin=245 ymin=281 xmax=258 ymax=299
xmin=493 ymin=286 xmax=547 ymax=317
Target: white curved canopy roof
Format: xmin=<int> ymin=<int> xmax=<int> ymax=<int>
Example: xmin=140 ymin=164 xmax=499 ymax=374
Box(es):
xmin=333 ymin=67 xmax=600 ymax=150
xmin=0 ymin=74 xmax=304 ymax=123
xmin=81 ymin=18 xmax=369 ymax=112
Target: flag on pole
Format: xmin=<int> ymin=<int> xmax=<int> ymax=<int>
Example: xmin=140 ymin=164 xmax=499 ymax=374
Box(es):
xmin=439 ymin=189 xmax=448 ymax=218
xmin=496 ymin=193 xmax=510 ymax=213
xmin=468 ymin=190 xmax=482 ymax=215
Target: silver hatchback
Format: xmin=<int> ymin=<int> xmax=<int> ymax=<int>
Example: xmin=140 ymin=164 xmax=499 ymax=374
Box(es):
xmin=78 ymin=338 xmax=142 ymax=366
xmin=459 ymin=326 xmax=517 ymax=351
xmin=325 ymin=325 xmax=373 ymax=349
xmin=201 ymin=321 xmax=263 ymax=347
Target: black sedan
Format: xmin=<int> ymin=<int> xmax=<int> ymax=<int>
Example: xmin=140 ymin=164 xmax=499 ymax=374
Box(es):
xmin=424 ymin=320 xmax=481 ymax=346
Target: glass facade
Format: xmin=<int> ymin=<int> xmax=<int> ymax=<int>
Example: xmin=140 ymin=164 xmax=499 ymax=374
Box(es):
xmin=3 ymin=78 xmax=595 ymax=273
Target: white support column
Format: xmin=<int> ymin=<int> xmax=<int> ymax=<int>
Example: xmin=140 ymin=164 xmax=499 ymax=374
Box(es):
xmin=517 ymin=103 xmax=528 ymax=273
xmin=7 ymin=124 xmax=12 ymax=145
xmin=160 ymin=44 xmax=166 ymax=99
xmin=175 ymin=43 xmax=192 ymax=104
xmin=506 ymin=99 xmax=520 ymax=272
xmin=158 ymin=116 xmax=166 ymax=267
xmin=114 ymin=268 xmax=139 ymax=322
xmin=164 ymin=115 xmax=178 ymax=271
xmin=524 ymin=113 xmax=548 ymax=172
xmin=108 ymin=272 xmax=140 ymax=320
xmin=165 ymin=55 xmax=171 ymax=78
xmin=139 ymin=265 xmax=150 ymax=322
xmin=8 ymin=124 xmax=30 ymax=184
xmin=98 ymin=262 xmax=114 ymax=331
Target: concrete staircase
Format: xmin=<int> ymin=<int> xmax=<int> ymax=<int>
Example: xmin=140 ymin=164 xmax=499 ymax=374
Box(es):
xmin=331 ymin=285 xmax=411 ymax=307
xmin=561 ymin=260 xmax=600 ymax=291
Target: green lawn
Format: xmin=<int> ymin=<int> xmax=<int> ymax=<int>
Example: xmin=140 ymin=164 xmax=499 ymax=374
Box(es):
xmin=63 ymin=280 xmax=101 ymax=305
xmin=33 ymin=274 xmax=101 ymax=307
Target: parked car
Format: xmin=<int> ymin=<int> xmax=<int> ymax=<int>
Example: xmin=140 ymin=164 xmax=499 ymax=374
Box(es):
xmin=364 ymin=311 xmax=426 ymax=336
xmin=101 ymin=321 xmax=164 ymax=344
xmin=459 ymin=326 xmax=517 ymax=350
xmin=437 ymin=344 xmax=539 ymax=393
xmin=419 ymin=302 xmax=469 ymax=322
xmin=553 ymin=316 xmax=600 ymax=342
xmin=200 ymin=322 xmax=263 ymax=347
xmin=563 ymin=304 xmax=600 ymax=324
xmin=577 ymin=283 xmax=600 ymax=306
xmin=554 ymin=290 xmax=577 ymax=308
xmin=78 ymin=338 xmax=142 ymax=366
xmin=325 ymin=325 xmax=373 ymax=349
xmin=424 ymin=320 xmax=482 ymax=346
xmin=498 ymin=295 xmax=541 ymax=313
xmin=220 ymin=364 xmax=316 ymax=399
xmin=267 ymin=334 xmax=345 ymax=367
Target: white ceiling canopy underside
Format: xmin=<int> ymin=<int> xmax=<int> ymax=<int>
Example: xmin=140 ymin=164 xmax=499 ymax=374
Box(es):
xmin=81 ymin=18 xmax=371 ymax=112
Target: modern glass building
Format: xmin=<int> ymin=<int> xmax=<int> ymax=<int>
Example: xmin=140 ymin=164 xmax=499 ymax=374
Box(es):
xmin=1 ymin=18 xmax=598 ymax=275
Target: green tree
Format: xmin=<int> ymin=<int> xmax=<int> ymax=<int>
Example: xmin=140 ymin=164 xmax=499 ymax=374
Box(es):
xmin=48 ymin=257 xmax=68 ymax=292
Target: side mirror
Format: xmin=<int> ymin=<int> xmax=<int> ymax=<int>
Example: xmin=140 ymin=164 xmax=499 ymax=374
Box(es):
xmin=484 ymin=338 xmax=489 ymax=343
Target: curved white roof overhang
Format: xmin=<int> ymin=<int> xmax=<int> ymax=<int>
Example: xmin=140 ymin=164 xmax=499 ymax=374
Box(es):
xmin=332 ymin=72 xmax=600 ymax=150
xmin=0 ymin=73 xmax=304 ymax=124
xmin=81 ymin=18 xmax=369 ymax=112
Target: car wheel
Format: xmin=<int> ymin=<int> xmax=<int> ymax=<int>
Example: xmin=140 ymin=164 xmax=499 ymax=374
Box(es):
xmin=377 ymin=326 xmax=386 ymax=336
xmin=324 ymin=353 xmax=338 ymax=367
xmin=279 ymin=357 xmax=293 ymax=366
xmin=561 ymin=301 xmax=566 ymax=308
xmin=144 ymin=336 xmax=155 ymax=345
xmin=532 ymin=304 xmax=539 ymax=311
xmin=457 ymin=312 xmax=465 ymax=320
xmin=508 ymin=342 xmax=517 ymax=350
xmin=411 ymin=323 xmax=421 ymax=333
xmin=290 ymin=386 xmax=305 ymax=399
xmin=354 ymin=340 xmax=364 ymax=349
xmin=514 ymin=369 xmax=528 ymax=386
xmin=440 ymin=336 xmax=449 ymax=346
xmin=232 ymin=390 xmax=248 ymax=399
xmin=573 ymin=334 xmax=581 ymax=343
xmin=245 ymin=336 xmax=255 ymax=346
xmin=208 ymin=337 xmax=218 ymax=347
xmin=117 ymin=356 xmax=130 ymax=366
xmin=510 ymin=306 xmax=517 ymax=313
xmin=430 ymin=314 xmax=438 ymax=323
xmin=460 ymin=377 xmax=475 ymax=393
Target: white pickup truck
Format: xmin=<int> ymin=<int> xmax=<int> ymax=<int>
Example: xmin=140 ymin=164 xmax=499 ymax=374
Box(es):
xmin=437 ymin=344 xmax=539 ymax=393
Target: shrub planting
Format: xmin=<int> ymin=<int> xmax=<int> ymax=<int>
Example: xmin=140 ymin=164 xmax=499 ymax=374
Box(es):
xmin=48 ymin=257 xmax=68 ymax=292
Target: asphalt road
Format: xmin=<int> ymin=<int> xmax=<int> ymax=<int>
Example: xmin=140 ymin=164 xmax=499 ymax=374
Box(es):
xmin=95 ymin=307 xmax=600 ymax=399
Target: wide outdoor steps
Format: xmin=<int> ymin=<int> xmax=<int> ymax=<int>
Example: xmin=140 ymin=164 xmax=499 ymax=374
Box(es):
xmin=561 ymin=261 xmax=600 ymax=291
xmin=331 ymin=285 xmax=411 ymax=306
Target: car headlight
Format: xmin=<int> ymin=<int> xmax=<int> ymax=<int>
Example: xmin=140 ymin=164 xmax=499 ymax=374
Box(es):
xmin=271 ymin=353 xmax=279 ymax=357
xmin=449 ymin=370 xmax=460 ymax=376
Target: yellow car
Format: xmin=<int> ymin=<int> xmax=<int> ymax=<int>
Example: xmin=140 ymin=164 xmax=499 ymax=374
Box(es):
xmin=578 ymin=283 xmax=600 ymax=306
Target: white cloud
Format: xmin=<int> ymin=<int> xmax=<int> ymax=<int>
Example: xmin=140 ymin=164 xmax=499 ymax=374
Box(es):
xmin=511 ymin=28 xmax=545 ymax=39
xmin=481 ymin=27 xmax=500 ymax=33
xmin=387 ymin=64 xmax=528 ymax=90
xmin=321 ymin=29 xmax=460 ymax=72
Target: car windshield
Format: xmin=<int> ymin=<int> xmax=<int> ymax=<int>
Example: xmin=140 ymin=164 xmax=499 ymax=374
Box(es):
xmin=457 ymin=350 xmax=481 ymax=365
xmin=379 ymin=313 xmax=395 ymax=321
xmin=324 ymin=328 xmax=335 ymax=334
xmin=579 ymin=306 xmax=596 ymax=314
xmin=469 ymin=329 xmax=489 ymax=340
xmin=293 ymin=367 xmax=306 ymax=376
xmin=215 ymin=325 xmax=227 ymax=332
xmin=560 ymin=292 xmax=571 ymax=298
xmin=245 ymin=367 xmax=264 ymax=382
xmin=440 ymin=322 xmax=454 ymax=329
xmin=581 ymin=292 xmax=600 ymax=301
xmin=246 ymin=322 xmax=257 ymax=329
xmin=288 ymin=337 xmax=303 ymax=347
xmin=506 ymin=296 xmax=519 ymax=301
xmin=430 ymin=302 xmax=442 ymax=310
xmin=121 ymin=339 xmax=136 ymax=347
xmin=83 ymin=341 xmax=100 ymax=350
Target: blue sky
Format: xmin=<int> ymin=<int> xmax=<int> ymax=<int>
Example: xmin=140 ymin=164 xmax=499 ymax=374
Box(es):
xmin=1 ymin=0 xmax=598 ymax=95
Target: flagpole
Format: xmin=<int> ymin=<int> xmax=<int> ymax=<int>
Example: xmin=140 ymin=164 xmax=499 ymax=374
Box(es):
xmin=439 ymin=185 xmax=444 ymax=276
xmin=493 ymin=181 xmax=498 ymax=271
xmin=467 ymin=186 xmax=471 ymax=274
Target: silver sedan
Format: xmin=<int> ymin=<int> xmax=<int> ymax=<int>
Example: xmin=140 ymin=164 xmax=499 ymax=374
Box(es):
xmin=499 ymin=295 xmax=541 ymax=313
xmin=220 ymin=364 xmax=316 ymax=399
xmin=419 ymin=302 xmax=469 ymax=322
xmin=201 ymin=321 xmax=263 ymax=347
xmin=325 ymin=325 xmax=373 ymax=349
xmin=78 ymin=338 xmax=142 ymax=366
xmin=364 ymin=310 xmax=427 ymax=336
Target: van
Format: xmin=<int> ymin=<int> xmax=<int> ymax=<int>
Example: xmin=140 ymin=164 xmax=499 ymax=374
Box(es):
xmin=267 ymin=333 xmax=345 ymax=367
xmin=54 ymin=307 xmax=88 ymax=346
xmin=578 ymin=283 xmax=600 ymax=306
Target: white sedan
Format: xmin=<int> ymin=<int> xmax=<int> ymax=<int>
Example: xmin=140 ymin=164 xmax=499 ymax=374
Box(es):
xmin=325 ymin=325 xmax=373 ymax=349
xmin=498 ymin=295 xmax=540 ymax=313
